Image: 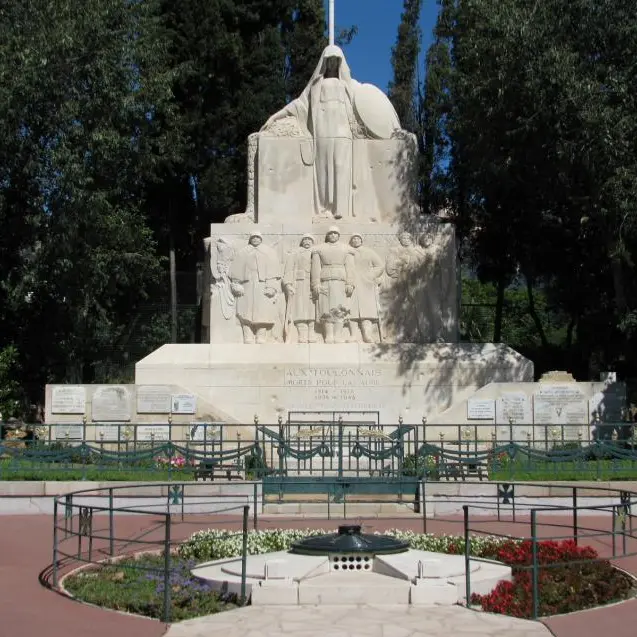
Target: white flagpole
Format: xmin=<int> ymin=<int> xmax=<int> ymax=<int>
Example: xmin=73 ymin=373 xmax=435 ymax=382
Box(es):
xmin=329 ymin=0 xmax=335 ymax=45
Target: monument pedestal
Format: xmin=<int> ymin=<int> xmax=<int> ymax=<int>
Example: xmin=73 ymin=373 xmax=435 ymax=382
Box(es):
xmin=135 ymin=342 xmax=533 ymax=424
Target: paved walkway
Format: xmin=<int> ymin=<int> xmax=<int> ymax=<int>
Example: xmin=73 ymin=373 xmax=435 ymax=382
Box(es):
xmin=165 ymin=605 xmax=551 ymax=637
xmin=1 ymin=512 xmax=636 ymax=637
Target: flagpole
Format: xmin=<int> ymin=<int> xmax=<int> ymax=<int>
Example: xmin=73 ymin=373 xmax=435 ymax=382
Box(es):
xmin=329 ymin=0 xmax=335 ymax=45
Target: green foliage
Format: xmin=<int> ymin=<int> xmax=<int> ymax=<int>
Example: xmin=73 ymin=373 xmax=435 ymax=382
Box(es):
xmin=424 ymin=0 xmax=637 ymax=377
xmin=0 ymin=346 xmax=25 ymax=419
xmin=388 ymin=0 xmax=423 ymax=132
xmin=64 ymin=555 xmax=237 ymax=621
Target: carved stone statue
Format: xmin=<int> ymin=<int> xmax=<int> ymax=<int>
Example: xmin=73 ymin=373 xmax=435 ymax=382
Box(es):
xmin=261 ymin=45 xmax=401 ymax=221
xmin=283 ymin=234 xmax=317 ymax=343
xmin=230 ymin=232 xmax=282 ymax=344
xmin=385 ymin=232 xmax=424 ymax=279
xmin=310 ymin=226 xmax=355 ymax=344
xmin=348 ymin=233 xmax=384 ymax=343
xmin=419 ymin=230 xmax=455 ymax=342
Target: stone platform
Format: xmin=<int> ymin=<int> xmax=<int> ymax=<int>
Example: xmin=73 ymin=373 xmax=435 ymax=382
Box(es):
xmin=135 ymin=342 xmax=532 ymax=423
xmin=192 ymin=548 xmax=511 ymax=606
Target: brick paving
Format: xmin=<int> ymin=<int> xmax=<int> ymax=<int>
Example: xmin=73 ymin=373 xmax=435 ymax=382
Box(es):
xmin=1 ymin=511 xmax=636 ymax=637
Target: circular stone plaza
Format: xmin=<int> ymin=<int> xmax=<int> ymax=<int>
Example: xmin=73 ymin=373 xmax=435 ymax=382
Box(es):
xmin=2 ymin=479 xmax=637 ymax=637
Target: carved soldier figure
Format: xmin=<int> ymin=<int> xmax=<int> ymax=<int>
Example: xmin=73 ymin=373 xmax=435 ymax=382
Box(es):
xmin=230 ymin=231 xmax=282 ymax=344
xmin=283 ymin=234 xmax=317 ymax=343
xmin=385 ymin=231 xmax=424 ymax=279
xmin=310 ymin=226 xmax=355 ymax=344
xmin=348 ymin=233 xmax=384 ymax=343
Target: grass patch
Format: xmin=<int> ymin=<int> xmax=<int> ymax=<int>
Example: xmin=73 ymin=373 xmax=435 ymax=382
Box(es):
xmin=63 ymin=554 xmax=238 ymax=621
xmin=0 ymin=459 xmax=196 ymax=481
xmin=489 ymin=458 xmax=637 ymax=481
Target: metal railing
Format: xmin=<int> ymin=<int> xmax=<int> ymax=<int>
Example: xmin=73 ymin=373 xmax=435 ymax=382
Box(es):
xmin=3 ymin=419 xmax=637 ymax=482
xmin=47 ymin=478 xmax=637 ymax=621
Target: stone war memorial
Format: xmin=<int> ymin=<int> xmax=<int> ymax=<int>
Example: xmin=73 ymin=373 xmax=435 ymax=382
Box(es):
xmin=129 ymin=41 xmax=532 ymax=428
xmin=43 ymin=36 xmax=535 ymax=434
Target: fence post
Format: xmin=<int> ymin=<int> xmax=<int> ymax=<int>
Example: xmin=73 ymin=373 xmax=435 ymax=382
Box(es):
xmin=109 ymin=488 xmax=115 ymax=556
xmin=241 ymin=505 xmax=249 ymax=603
xmin=421 ymin=479 xmax=427 ymax=534
xmin=163 ymin=513 xmax=171 ymax=623
xmin=531 ymin=510 xmax=539 ymax=620
xmin=463 ymin=505 xmax=471 ymax=607
xmin=572 ymin=487 xmax=578 ymax=546
xmin=253 ymin=482 xmax=258 ymax=531
xmin=52 ymin=498 xmax=59 ymax=588
xmin=612 ymin=505 xmax=617 ymax=558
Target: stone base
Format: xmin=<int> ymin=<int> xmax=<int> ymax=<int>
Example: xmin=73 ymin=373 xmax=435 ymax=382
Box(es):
xmin=191 ymin=549 xmax=512 ymax=607
xmin=135 ymin=342 xmax=532 ymax=423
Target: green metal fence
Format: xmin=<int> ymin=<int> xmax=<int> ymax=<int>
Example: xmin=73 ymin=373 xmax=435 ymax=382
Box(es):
xmin=2 ymin=420 xmax=637 ymax=484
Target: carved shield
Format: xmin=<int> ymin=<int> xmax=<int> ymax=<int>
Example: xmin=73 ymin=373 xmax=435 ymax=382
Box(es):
xmin=353 ymin=83 xmax=401 ymax=139
xmin=300 ymin=140 xmax=315 ymax=166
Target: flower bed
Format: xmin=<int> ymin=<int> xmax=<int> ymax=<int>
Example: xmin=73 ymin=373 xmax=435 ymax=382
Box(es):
xmin=470 ymin=539 xmax=635 ymax=618
xmin=63 ymin=554 xmax=238 ymax=621
xmin=177 ymin=528 xmax=514 ymax=561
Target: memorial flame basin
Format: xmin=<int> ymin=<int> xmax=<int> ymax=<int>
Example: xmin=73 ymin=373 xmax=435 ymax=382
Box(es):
xmin=191 ymin=525 xmax=511 ymax=606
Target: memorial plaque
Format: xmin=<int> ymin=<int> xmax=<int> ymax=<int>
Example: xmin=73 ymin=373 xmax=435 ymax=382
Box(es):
xmin=171 ymin=394 xmax=197 ymax=415
xmin=496 ymin=392 xmax=532 ymax=425
xmin=95 ymin=424 xmax=120 ymax=442
xmin=51 ymin=386 xmax=86 ymax=415
xmin=190 ymin=423 xmax=221 ymax=441
xmin=137 ymin=385 xmax=172 ymax=414
xmin=589 ymin=384 xmax=626 ymax=422
xmin=137 ymin=425 xmax=170 ymax=441
xmin=54 ymin=424 xmax=84 ymax=440
xmin=91 ymin=386 xmax=132 ymax=422
xmin=467 ymin=398 xmax=495 ymax=420
xmin=533 ymin=384 xmax=588 ymax=424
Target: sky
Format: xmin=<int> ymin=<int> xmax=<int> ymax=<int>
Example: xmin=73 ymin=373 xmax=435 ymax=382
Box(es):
xmin=327 ymin=0 xmax=440 ymax=91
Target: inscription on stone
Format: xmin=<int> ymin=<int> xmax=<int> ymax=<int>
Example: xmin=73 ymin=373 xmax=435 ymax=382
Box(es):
xmin=284 ymin=367 xmax=384 ymax=410
xmin=496 ymin=392 xmax=532 ymax=425
xmin=54 ymin=424 xmax=84 ymax=440
xmin=467 ymin=398 xmax=495 ymax=420
xmin=91 ymin=386 xmax=132 ymax=422
xmin=137 ymin=425 xmax=170 ymax=441
xmin=137 ymin=386 xmax=172 ymax=414
xmin=533 ymin=385 xmax=588 ymax=424
xmin=95 ymin=424 xmax=120 ymax=442
xmin=51 ymin=386 xmax=86 ymax=415
xmin=171 ymin=394 xmax=197 ymax=415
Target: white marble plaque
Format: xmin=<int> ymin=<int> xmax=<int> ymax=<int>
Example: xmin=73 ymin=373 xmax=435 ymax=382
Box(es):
xmin=534 ymin=385 xmax=588 ymax=424
xmin=496 ymin=392 xmax=532 ymax=425
xmin=91 ymin=386 xmax=132 ymax=421
xmin=467 ymin=398 xmax=495 ymax=420
xmin=51 ymin=386 xmax=86 ymax=414
xmin=95 ymin=424 xmax=120 ymax=442
xmin=54 ymin=424 xmax=84 ymax=440
xmin=137 ymin=385 xmax=172 ymax=414
xmin=190 ymin=423 xmax=221 ymax=441
xmin=136 ymin=425 xmax=170 ymax=441
xmin=589 ymin=384 xmax=626 ymax=422
xmin=171 ymin=394 xmax=197 ymax=414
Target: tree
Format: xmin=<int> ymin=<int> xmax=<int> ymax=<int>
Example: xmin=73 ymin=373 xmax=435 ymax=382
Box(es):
xmin=0 ymin=0 xmax=174 ymax=393
xmin=388 ymin=0 xmax=423 ymax=133
xmin=424 ymin=0 xmax=637 ymax=376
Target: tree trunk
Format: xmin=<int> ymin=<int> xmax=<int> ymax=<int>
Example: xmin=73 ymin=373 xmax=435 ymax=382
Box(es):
xmin=525 ymin=276 xmax=549 ymax=348
xmin=169 ymin=233 xmax=178 ymax=343
xmin=493 ymin=275 xmax=506 ymax=342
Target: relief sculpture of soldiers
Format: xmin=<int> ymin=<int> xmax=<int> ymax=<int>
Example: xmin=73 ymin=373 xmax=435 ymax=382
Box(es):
xmin=283 ymin=234 xmax=317 ymax=343
xmin=229 ymin=231 xmax=282 ymax=344
xmin=310 ymin=227 xmax=355 ymax=344
xmin=348 ymin=233 xmax=384 ymax=343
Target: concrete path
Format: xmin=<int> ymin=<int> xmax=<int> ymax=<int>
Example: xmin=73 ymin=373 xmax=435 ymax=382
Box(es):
xmin=165 ymin=605 xmax=551 ymax=637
